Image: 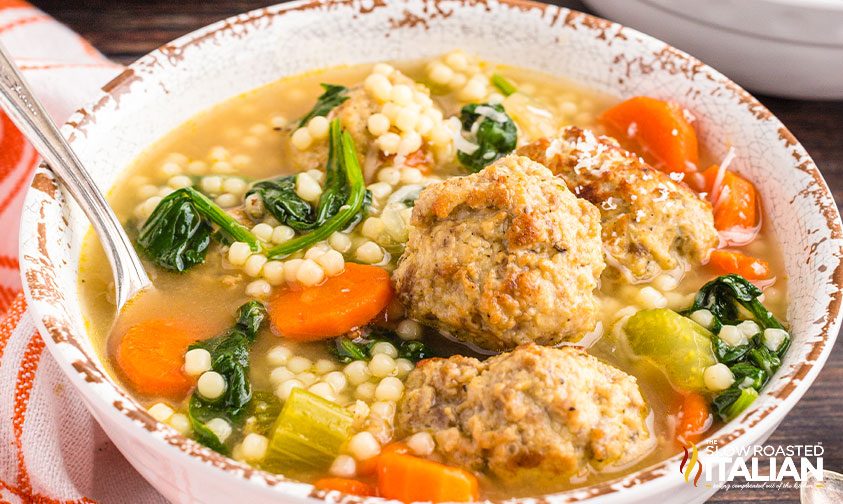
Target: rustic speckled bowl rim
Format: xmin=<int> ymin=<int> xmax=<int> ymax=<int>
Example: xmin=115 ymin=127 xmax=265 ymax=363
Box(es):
xmin=19 ymin=0 xmax=843 ymax=502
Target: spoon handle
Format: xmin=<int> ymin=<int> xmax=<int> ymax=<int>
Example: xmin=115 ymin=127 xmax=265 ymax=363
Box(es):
xmin=0 ymin=42 xmax=150 ymax=310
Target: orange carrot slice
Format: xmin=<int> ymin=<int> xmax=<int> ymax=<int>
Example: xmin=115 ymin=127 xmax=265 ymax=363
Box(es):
xmin=314 ymin=477 xmax=376 ymax=496
xmin=116 ymin=319 xmax=202 ymax=399
xmin=601 ymin=96 xmax=699 ymax=174
xmin=269 ymin=263 xmax=394 ymax=341
xmin=676 ymin=392 xmax=712 ymax=445
xmin=708 ymin=249 xmax=771 ymax=280
xmin=377 ymin=451 xmax=479 ymax=503
xmin=701 ymin=164 xmax=759 ymax=231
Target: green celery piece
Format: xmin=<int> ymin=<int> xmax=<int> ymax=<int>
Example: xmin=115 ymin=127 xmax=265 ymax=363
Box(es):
xmin=625 ymin=308 xmax=717 ymax=392
xmin=490 ymin=73 xmax=517 ymax=96
xmin=264 ymin=388 xmax=353 ymax=470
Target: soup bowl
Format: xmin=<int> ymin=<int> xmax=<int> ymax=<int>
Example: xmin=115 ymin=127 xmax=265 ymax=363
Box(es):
xmin=19 ymin=0 xmax=843 ymax=502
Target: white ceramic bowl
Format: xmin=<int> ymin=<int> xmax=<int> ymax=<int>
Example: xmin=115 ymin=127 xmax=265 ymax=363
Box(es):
xmin=19 ymin=1 xmax=843 ymax=503
xmin=583 ymin=0 xmax=843 ymax=99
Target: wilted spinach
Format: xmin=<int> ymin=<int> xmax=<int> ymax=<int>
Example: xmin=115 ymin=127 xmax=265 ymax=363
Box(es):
xmin=245 ymin=176 xmax=315 ymax=231
xmin=684 ymin=274 xmax=789 ymax=421
xmin=456 ymin=102 xmax=517 ymax=172
xmin=138 ymin=187 xmax=259 ymax=272
xmin=327 ymin=326 xmax=432 ymax=364
xmin=265 ymin=119 xmax=368 ymax=259
xmin=188 ymin=301 xmax=267 ymax=453
xmin=298 ymin=84 xmax=349 ymax=127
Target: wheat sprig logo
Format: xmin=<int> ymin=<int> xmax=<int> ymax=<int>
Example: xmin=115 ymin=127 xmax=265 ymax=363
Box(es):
xmin=680 ymin=442 xmax=704 ymax=487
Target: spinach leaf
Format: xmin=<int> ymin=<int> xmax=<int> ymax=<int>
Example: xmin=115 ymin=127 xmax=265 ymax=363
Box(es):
xmin=298 ymin=84 xmax=349 ymax=127
xmin=456 ymin=102 xmax=517 ymax=172
xmin=688 ymin=274 xmax=783 ymax=331
xmin=713 ymin=385 xmax=758 ymax=421
xmin=245 ymin=176 xmax=316 ymax=231
xmin=326 ymin=325 xmax=432 ymax=364
xmin=188 ymin=301 xmax=267 ymax=453
xmin=137 ymin=189 xmax=212 ymax=271
xmin=730 ymin=362 xmax=767 ymax=390
xmin=266 ymin=119 xmax=368 ymax=259
xmin=138 ymin=187 xmax=260 ymax=272
xmin=246 ymin=391 xmax=282 ymax=437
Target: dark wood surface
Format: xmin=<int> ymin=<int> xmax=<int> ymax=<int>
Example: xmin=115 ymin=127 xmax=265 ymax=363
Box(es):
xmin=29 ymin=1 xmax=843 ymax=502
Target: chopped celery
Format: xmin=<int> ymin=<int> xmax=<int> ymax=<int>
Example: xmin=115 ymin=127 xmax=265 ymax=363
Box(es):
xmin=263 ymin=388 xmax=353 ymax=471
xmin=625 ymin=308 xmax=717 ymax=392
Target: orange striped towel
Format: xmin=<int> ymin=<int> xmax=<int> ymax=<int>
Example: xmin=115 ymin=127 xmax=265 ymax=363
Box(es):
xmin=0 ymin=2 xmax=165 ymax=502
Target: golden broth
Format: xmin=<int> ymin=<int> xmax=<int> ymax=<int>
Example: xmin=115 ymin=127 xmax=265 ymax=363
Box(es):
xmin=78 ymin=53 xmax=788 ymax=498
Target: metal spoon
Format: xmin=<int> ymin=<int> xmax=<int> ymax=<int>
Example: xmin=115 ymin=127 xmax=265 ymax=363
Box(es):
xmin=0 ymin=42 xmax=150 ymax=310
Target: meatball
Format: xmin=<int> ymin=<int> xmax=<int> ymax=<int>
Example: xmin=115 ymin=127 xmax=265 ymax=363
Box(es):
xmin=396 ymin=344 xmax=654 ymax=485
xmin=517 ymin=126 xmax=718 ymax=282
xmin=392 ymin=155 xmax=604 ymax=350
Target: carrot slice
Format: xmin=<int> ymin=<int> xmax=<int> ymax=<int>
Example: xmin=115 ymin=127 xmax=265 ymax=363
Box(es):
xmin=377 ymin=452 xmax=479 ymax=503
xmin=357 ymin=442 xmax=409 ymax=476
xmin=314 ymin=477 xmax=376 ymax=496
xmin=676 ymin=392 xmax=712 ymax=444
xmin=116 ymin=319 xmax=202 ymax=399
xmin=601 ymin=96 xmax=699 ymax=174
xmin=269 ymin=263 xmax=394 ymax=341
xmin=701 ymin=164 xmax=759 ymax=231
xmin=708 ymin=249 xmax=771 ymax=280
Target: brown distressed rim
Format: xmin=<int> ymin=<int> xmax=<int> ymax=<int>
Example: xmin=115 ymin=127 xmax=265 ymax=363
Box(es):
xmin=22 ymin=0 xmax=843 ymax=501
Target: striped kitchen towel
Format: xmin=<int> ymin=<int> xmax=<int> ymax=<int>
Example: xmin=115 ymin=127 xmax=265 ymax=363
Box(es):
xmin=0 ymin=1 xmax=166 ymax=502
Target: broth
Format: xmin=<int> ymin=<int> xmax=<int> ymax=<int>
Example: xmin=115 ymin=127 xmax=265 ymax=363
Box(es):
xmin=78 ymin=52 xmax=788 ymax=499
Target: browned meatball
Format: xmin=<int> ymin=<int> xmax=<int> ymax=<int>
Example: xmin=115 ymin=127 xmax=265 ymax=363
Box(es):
xmin=396 ymin=344 xmax=654 ymax=485
xmin=517 ymin=126 xmax=718 ymax=282
xmin=392 ymin=155 xmax=605 ymax=350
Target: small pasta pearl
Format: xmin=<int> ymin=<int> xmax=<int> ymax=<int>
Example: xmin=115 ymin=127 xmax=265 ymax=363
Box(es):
xmin=355 ymin=382 xmax=376 ymax=401
xmin=276 ymin=379 xmax=304 ymax=401
xmin=287 ymin=356 xmax=313 ymax=374
xmin=307 ymin=116 xmax=330 ymax=140
xmin=367 ymin=182 xmax=393 ymax=200
xmin=407 ymin=432 xmax=435 ymax=456
xmin=227 ymin=242 xmax=252 ymax=266
xmin=390 ymin=84 xmax=413 ymax=106
xmin=148 ymin=403 xmax=174 ymax=422
xmin=222 ymin=177 xmax=247 ymax=195
xmin=323 ymin=371 xmax=348 ymax=393
xmin=316 ymin=250 xmax=345 ymax=276
xmin=197 ymin=371 xmax=226 ymax=400
xmin=251 ymin=223 xmax=274 ymax=242
xmin=636 ymin=286 xmax=668 ymax=309
xmin=168 ymin=175 xmax=192 ymax=189
xmin=296 ymin=259 xmax=325 ymax=286
xmin=241 ymin=433 xmax=269 ymax=461
xmin=394 ymin=107 xmax=419 ymax=132
xmin=367 ymin=113 xmax=391 ymax=137
xmin=271 ymin=225 xmax=295 ymax=244
xmin=690 ymin=309 xmax=715 ymax=329
xmin=400 ymin=167 xmax=423 ymax=184
xmin=398 ymin=132 xmax=422 ymax=156
xmin=704 ymin=363 xmax=735 ymax=392
xmin=344 ymin=360 xmax=371 ymax=385
xmin=396 ymin=319 xmax=423 ymax=340
xmin=296 ymin=172 xmax=322 ymax=203
xmin=372 ymin=63 xmax=394 ymax=76
xmin=428 ymin=62 xmax=454 ymax=85
xmin=370 ymin=401 xmax=396 ymax=421
xmin=243 ymin=254 xmax=268 ymax=277
xmin=291 ymin=128 xmax=313 ymax=150
xmin=201 ymin=176 xmax=223 ymax=194
xmin=270 ymin=367 xmax=296 ymax=386
xmin=168 ymin=413 xmax=191 ymax=435
xmin=297 ymin=372 xmax=318 ymax=387
xmin=330 ymin=454 xmax=357 ymax=478
xmin=215 ymin=193 xmax=239 ymax=207
xmin=356 ymin=241 xmax=384 ymax=264
xmin=184 ymin=348 xmax=212 ymax=376
xmin=206 ymin=418 xmax=232 ymax=443
xmin=395 ymin=358 xmax=414 ymax=378
xmin=370 ymin=341 xmax=398 ymax=358
xmin=377 ymin=133 xmax=401 ymax=155
xmin=348 ymin=432 xmax=381 ymax=461
xmin=262 ymin=261 xmax=285 ymax=286
xmin=245 ymin=279 xmax=272 ymax=298
xmin=364 ymin=73 xmax=392 ymax=102
xmin=375 ymin=377 xmax=404 ymax=401
xmin=445 ymin=51 xmax=468 ymax=71
xmin=266 ymin=345 xmax=293 ymax=366
xmin=328 ymin=232 xmax=352 ymax=253
xmin=362 ymin=217 xmax=385 ymax=241
xmin=284 ymin=258 xmax=303 ymax=284
xmin=309 ymin=382 xmax=337 ymax=401
xmin=369 ymin=353 xmax=396 ymax=378
xmin=377 ymin=167 xmax=401 ymax=185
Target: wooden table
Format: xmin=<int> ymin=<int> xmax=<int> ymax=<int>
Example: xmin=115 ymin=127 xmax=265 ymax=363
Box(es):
xmin=29 ymin=1 xmax=843 ymax=502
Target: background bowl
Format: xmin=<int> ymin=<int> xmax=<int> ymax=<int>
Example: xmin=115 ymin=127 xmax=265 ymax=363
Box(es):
xmin=19 ymin=0 xmax=843 ymax=502
xmin=583 ymin=0 xmax=843 ymax=99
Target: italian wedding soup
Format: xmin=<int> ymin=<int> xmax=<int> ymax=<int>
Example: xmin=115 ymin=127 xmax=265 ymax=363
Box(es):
xmin=79 ymin=51 xmax=789 ymax=501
